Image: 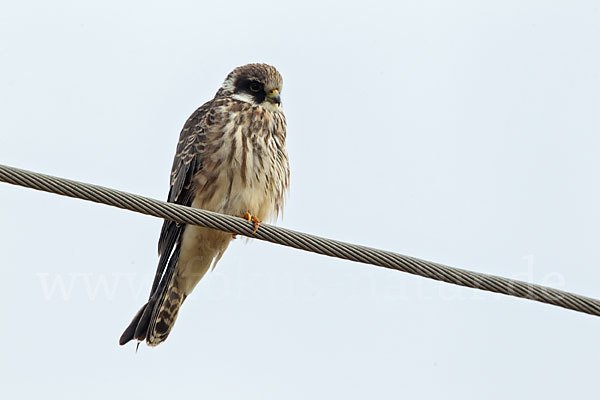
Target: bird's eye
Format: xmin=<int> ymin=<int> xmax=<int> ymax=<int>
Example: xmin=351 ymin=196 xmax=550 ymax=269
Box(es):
xmin=248 ymin=82 xmax=261 ymax=92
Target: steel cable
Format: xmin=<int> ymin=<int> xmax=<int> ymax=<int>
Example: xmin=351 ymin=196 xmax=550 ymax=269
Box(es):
xmin=1 ymin=163 xmax=599 ymax=317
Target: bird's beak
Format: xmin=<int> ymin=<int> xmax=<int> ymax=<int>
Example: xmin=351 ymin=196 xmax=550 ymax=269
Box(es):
xmin=267 ymin=89 xmax=281 ymax=105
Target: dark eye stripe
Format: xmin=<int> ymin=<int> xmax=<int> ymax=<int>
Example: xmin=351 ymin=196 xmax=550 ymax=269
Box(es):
xmin=233 ymin=78 xmax=267 ymax=103
xmin=243 ymin=80 xmax=266 ymax=103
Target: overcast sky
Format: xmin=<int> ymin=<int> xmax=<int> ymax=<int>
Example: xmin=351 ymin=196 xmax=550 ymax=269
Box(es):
xmin=1 ymin=1 xmax=599 ymax=399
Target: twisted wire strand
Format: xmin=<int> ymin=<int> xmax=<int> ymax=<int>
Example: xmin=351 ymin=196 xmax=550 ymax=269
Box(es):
xmin=1 ymin=163 xmax=599 ymax=317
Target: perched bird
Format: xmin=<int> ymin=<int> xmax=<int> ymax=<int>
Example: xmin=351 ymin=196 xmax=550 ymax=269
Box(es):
xmin=119 ymin=64 xmax=289 ymax=347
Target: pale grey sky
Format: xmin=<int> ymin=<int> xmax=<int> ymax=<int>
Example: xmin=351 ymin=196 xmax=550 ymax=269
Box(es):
xmin=1 ymin=1 xmax=599 ymax=399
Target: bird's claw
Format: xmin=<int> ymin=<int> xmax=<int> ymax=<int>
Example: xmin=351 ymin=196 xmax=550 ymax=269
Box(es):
xmin=241 ymin=211 xmax=262 ymax=233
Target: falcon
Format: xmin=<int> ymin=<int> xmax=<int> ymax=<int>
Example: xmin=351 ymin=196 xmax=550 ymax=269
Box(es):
xmin=119 ymin=63 xmax=289 ymax=347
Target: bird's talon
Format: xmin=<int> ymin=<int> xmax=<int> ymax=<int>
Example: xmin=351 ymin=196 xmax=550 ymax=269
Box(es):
xmin=250 ymin=216 xmax=262 ymax=233
xmin=241 ymin=211 xmax=252 ymax=223
xmin=240 ymin=212 xmax=261 ymax=233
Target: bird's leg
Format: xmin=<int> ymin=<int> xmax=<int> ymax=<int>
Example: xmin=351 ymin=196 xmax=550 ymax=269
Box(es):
xmin=240 ymin=211 xmax=262 ymax=233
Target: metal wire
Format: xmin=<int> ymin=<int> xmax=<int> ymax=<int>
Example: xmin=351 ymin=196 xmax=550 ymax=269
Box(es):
xmin=1 ymin=163 xmax=599 ymax=317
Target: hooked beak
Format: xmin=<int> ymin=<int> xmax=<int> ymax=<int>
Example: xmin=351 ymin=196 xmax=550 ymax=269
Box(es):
xmin=266 ymin=89 xmax=281 ymax=106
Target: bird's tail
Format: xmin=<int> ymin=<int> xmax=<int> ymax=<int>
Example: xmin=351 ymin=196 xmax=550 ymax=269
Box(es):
xmin=119 ymin=269 xmax=186 ymax=347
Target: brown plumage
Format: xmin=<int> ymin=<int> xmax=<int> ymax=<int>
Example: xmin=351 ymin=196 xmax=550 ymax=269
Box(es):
xmin=119 ymin=64 xmax=289 ymax=347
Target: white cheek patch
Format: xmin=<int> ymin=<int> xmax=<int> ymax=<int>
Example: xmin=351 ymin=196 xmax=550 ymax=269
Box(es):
xmin=231 ymin=92 xmax=256 ymax=104
xmin=230 ymin=92 xmax=282 ymax=112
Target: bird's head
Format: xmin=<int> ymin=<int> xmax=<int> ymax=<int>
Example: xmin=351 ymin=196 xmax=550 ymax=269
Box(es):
xmin=220 ymin=63 xmax=283 ymax=111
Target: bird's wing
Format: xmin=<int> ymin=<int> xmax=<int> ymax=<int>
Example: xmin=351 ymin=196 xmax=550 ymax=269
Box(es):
xmin=149 ymin=100 xmax=213 ymax=298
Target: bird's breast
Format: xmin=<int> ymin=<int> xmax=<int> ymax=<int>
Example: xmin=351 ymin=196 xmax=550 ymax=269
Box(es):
xmin=193 ymin=105 xmax=289 ymax=222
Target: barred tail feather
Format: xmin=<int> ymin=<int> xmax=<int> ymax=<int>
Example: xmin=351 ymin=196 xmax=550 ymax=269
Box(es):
xmin=119 ymin=278 xmax=186 ymax=346
xmin=146 ymin=282 xmax=186 ymax=346
xmin=119 ymin=246 xmax=184 ymax=347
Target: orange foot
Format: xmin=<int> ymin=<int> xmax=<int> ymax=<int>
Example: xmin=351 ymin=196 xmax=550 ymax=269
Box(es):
xmin=241 ymin=211 xmax=262 ymax=233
